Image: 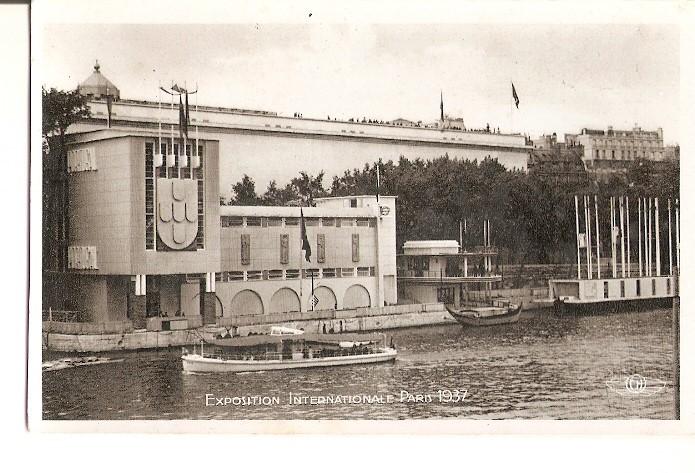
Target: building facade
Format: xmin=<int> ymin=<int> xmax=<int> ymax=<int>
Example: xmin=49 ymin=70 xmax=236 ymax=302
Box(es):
xmin=528 ymin=133 xmax=589 ymax=186
xmin=565 ymin=125 xmax=665 ymax=182
xmin=43 ymin=123 xmax=397 ymax=328
xmin=397 ymin=240 xmax=501 ymax=305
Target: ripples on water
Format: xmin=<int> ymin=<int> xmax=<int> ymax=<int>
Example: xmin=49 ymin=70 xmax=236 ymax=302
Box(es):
xmin=42 ymin=309 xmax=676 ymax=420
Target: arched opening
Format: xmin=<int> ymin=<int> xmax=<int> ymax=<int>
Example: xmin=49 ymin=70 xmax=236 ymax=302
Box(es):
xmin=312 ymin=286 xmax=337 ymax=311
xmin=229 ymin=289 xmax=264 ymax=316
xmin=269 ymin=287 xmax=300 ymax=314
xmin=343 ymin=284 xmax=371 ymax=309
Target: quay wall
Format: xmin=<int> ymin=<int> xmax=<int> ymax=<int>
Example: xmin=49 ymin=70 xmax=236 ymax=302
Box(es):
xmin=42 ymin=303 xmax=455 ymax=353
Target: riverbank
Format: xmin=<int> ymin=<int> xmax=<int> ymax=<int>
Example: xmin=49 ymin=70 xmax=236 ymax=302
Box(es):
xmin=43 ymin=302 xmax=455 ymax=353
xmin=43 ymin=287 xmax=552 ymax=353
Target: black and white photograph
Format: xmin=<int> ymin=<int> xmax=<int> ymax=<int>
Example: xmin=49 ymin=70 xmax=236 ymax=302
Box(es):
xmin=25 ymin=0 xmax=694 ymax=440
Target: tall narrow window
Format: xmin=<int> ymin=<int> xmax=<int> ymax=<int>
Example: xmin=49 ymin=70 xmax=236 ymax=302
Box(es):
xmin=145 ymin=142 xmax=155 ymax=249
xmin=196 ymin=146 xmax=205 ymax=249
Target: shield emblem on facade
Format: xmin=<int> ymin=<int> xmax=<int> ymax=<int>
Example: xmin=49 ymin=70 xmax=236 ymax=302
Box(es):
xmin=157 ymin=178 xmax=199 ymax=250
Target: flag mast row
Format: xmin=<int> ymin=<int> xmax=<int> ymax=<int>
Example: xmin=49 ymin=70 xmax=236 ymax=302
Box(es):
xmin=573 ymin=195 xmax=679 ymax=280
xmin=156 ymin=83 xmax=200 ymax=170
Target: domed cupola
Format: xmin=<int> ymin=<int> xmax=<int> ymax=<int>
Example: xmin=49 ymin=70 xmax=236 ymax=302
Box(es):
xmin=78 ymin=60 xmax=120 ymax=100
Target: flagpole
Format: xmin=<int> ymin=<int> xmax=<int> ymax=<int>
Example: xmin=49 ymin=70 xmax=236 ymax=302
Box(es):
xmin=157 ymin=81 xmax=161 ymax=156
xmin=170 ymin=81 xmax=174 ymax=171
xmin=195 ymin=81 xmax=199 ymax=168
xmin=106 ymin=85 xmax=110 ymax=128
xmin=299 ymin=208 xmax=303 ymax=307
xmin=183 ymin=81 xmax=187 ymax=159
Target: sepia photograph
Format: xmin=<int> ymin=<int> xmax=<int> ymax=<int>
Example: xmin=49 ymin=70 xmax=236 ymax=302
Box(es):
xmin=30 ymin=0 xmax=692 ymax=434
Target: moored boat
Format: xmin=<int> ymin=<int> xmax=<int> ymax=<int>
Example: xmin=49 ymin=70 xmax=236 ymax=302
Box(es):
xmin=181 ymin=330 xmax=397 ymax=373
xmin=445 ymin=300 xmax=522 ymax=326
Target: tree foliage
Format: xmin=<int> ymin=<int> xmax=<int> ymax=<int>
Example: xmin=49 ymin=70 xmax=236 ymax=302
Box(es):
xmin=42 ymin=87 xmax=91 ymax=138
xmin=224 ymin=155 xmax=679 ymax=264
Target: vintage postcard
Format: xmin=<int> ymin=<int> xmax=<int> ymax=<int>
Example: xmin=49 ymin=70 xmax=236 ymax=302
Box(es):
xmin=29 ymin=0 xmax=694 ymax=435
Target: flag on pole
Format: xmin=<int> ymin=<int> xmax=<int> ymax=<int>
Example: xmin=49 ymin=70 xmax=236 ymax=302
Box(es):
xmin=178 ymin=95 xmax=187 ymax=140
xmin=440 ymin=90 xmax=444 ymax=121
xmin=106 ymin=86 xmax=112 ymax=128
xmin=300 ymin=208 xmax=312 ymax=262
xmin=512 ymin=82 xmax=520 ymax=109
xmin=185 ymin=91 xmax=190 ymax=137
xmin=310 ymin=294 xmax=319 ymax=310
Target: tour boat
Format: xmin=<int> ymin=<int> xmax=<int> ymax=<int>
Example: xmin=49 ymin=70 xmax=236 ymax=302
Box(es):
xmin=445 ymin=300 xmax=522 ymax=327
xmin=181 ymin=330 xmax=397 ymax=373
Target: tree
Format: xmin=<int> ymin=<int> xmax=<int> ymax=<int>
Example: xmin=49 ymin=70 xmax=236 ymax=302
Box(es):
xmin=290 ymin=171 xmax=326 ymax=206
xmin=261 ymin=180 xmax=300 ymax=206
xmin=230 ymin=174 xmax=259 ymax=205
xmin=42 ymin=87 xmax=91 ymax=146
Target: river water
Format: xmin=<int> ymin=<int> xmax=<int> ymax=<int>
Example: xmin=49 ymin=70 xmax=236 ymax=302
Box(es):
xmin=42 ymin=309 xmax=676 ymax=420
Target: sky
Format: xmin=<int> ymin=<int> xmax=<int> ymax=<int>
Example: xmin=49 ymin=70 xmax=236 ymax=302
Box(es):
xmin=40 ymin=22 xmax=680 ymax=144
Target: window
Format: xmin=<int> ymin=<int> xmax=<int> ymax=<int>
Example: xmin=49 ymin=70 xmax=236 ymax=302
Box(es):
xmin=667 ymin=278 xmax=671 ymax=295
xmin=357 ymin=267 xmax=370 ymax=277
xmin=246 ymin=217 xmax=261 ymax=226
xmin=267 ymin=217 xmax=282 ymax=227
xmin=356 ymin=218 xmax=369 ymax=227
xmin=221 ymin=216 xmax=243 ymax=227
xmin=322 ymin=218 xmax=335 ymax=226
xmin=341 ymin=267 xmax=355 ymax=277
xmin=352 ymin=234 xmax=360 ymax=262
xmin=303 ymin=268 xmax=319 ymax=278
xmin=322 ymin=268 xmax=336 ymax=278
xmin=350 ymin=198 xmax=357 ymax=208
xmin=268 ymin=270 xmax=284 ymax=280
xmin=342 ymin=218 xmax=354 ymax=227
xmin=636 ymin=279 xmax=641 ymax=296
xmin=652 ymin=279 xmax=656 ymax=295
xmin=247 ymin=271 xmax=262 ymax=280
xmin=145 ymin=142 xmax=155 ymax=249
xmin=285 ymin=269 xmax=299 ymax=279
xmin=620 ymin=280 xmax=625 ymax=297
xmin=228 ymin=271 xmax=244 ymax=281
xmin=285 ymin=217 xmax=299 ymax=226
xmin=305 ymin=217 xmax=319 ymax=226
xmin=611 ymin=150 xmax=615 ymax=159
xmin=604 ymin=281 xmax=609 ymax=298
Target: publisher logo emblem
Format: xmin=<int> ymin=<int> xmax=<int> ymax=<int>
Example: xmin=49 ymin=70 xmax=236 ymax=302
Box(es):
xmin=606 ymin=374 xmax=666 ymax=397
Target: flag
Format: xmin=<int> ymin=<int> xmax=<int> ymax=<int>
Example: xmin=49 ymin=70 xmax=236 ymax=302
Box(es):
xmin=171 ymin=83 xmax=183 ymax=93
xmin=178 ymin=95 xmax=188 ymax=140
xmin=440 ymin=91 xmax=444 ymax=121
xmin=310 ymin=294 xmax=319 ymax=310
xmin=106 ymin=93 xmax=113 ymax=128
xmin=300 ymin=208 xmax=311 ymax=262
xmin=185 ymin=91 xmax=190 ymax=135
xmin=512 ymin=82 xmax=519 ymax=109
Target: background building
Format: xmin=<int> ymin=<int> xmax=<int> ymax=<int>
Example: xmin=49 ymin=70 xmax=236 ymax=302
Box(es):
xmin=528 ymin=133 xmax=589 ymax=186
xmin=67 ymin=63 xmax=531 ymax=201
xmin=565 ymin=125 xmax=665 ymax=182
